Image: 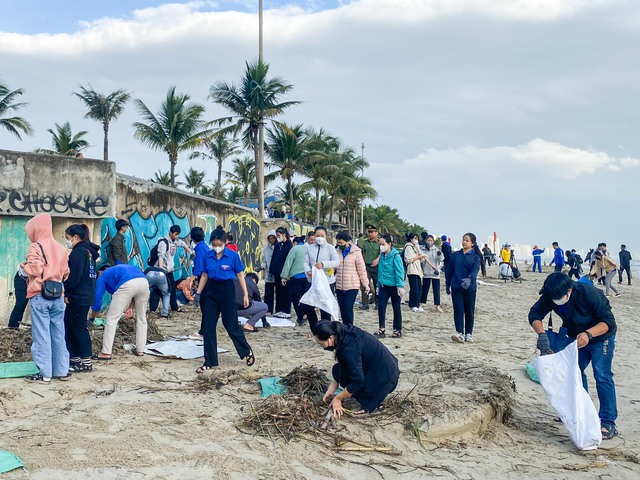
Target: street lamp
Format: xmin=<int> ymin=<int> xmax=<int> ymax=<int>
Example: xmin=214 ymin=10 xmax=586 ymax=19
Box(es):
xmin=360 ymin=142 xmax=365 ymax=235
xmin=257 ymin=0 xmax=266 ymax=218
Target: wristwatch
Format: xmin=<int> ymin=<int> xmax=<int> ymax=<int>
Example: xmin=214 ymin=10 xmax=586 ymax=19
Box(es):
xmin=585 ymin=331 xmax=593 ymax=341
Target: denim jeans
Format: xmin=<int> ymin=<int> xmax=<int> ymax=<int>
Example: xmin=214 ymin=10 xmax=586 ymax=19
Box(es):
xmin=336 ymin=289 xmax=358 ymax=326
xmin=578 ymin=335 xmax=618 ymax=427
xmin=147 ymin=270 xmax=170 ymax=316
xmin=30 ymin=294 xmax=70 ymax=378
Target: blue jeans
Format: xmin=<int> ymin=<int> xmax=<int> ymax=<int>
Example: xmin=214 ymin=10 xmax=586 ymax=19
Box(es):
xmin=146 ymin=271 xmax=170 ymax=316
xmin=578 ymin=335 xmax=617 ymax=427
xmin=532 ymin=257 xmax=542 ymax=273
xmin=30 ymin=294 xmax=69 ymax=378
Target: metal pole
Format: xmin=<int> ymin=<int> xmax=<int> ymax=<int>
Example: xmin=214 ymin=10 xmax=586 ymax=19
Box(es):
xmin=257 ymin=0 xmax=265 ymax=218
xmin=360 ymin=142 xmax=365 ymax=235
xmin=259 ymin=0 xmax=263 ymax=62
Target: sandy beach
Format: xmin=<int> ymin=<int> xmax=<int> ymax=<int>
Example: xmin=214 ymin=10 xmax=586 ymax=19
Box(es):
xmin=1 ymin=265 xmax=639 ymax=479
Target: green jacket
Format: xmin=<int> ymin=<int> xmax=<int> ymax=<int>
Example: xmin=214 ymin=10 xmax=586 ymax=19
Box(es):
xmin=360 ymin=238 xmax=381 ymax=265
xmin=108 ymin=232 xmax=128 ymax=266
xmin=281 ymin=245 xmax=307 ymax=279
xmin=377 ymin=248 xmax=405 ymax=288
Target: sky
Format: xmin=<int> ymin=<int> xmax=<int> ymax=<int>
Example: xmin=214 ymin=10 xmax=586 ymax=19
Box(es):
xmin=0 ymin=0 xmax=639 ymax=255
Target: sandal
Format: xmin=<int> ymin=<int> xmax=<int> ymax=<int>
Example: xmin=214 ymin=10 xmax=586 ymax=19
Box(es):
xmin=92 ymin=353 xmax=112 ymax=361
xmin=25 ymin=374 xmax=51 ymax=383
xmin=373 ymin=328 xmax=386 ymax=338
xmin=245 ymin=348 xmax=255 ymax=367
xmin=131 ymin=347 xmax=144 ymax=357
xmin=261 ymin=319 xmax=271 ymax=329
xmin=242 ymin=324 xmax=258 ymax=333
xmin=601 ymin=424 xmax=619 ymax=440
xmin=196 ymin=365 xmax=214 ymax=374
xmin=392 ymin=330 xmax=402 ymax=338
xmin=70 ymin=363 xmax=93 ymax=373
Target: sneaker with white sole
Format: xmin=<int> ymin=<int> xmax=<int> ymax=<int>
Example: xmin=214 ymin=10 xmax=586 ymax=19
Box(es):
xmin=411 ymin=307 xmax=419 ymax=312
xmin=451 ymin=332 xmax=464 ymax=343
xmin=464 ymin=334 xmax=474 ymax=343
xmin=435 ymin=305 xmax=444 ymax=313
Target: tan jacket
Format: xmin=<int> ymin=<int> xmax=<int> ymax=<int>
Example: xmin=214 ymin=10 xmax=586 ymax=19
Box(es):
xmin=404 ymin=242 xmax=423 ymax=277
xmin=335 ymin=243 xmax=369 ymax=291
xmin=590 ymin=256 xmax=618 ymax=276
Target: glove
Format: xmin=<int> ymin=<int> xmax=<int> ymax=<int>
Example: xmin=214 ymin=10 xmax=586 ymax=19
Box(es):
xmin=537 ymin=332 xmax=552 ymax=355
xmin=398 ymin=288 xmax=407 ymax=298
xmin=461 ymin=278 xmax=471 ymax=290
xmin=446 ymin=285 xmax=451 ymax=295
xmin=194 ymin=293 xmax=201 ymax=308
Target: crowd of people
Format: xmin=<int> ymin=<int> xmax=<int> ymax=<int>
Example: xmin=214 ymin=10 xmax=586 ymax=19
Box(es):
xmin=7 ymin=212 xmax=628 ymax=437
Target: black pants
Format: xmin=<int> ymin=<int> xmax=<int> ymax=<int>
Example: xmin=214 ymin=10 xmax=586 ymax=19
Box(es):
xmin=274 ymin=274 xmax=291 ymax=314
xmin=336 ymin=289 xmax=358 ymax=326
xmin=568 ymin=268 xmax=581 ymax=280
xmin=150 ymin=272 xmax=180 ymax=311
xmin=407 ymin=275 xmax=421 ymax=308
xmin=288 ymin=277 xmax=310 ymax=322
xmin=420 ymin=277 xmax=441 ymax=305
xmin=619 ymin=265 xmax=632 ymax=285
xmin=264 ymin=282 xmax=275 ymax=314
xmin=8 ymin=273 xmax=28 ymax=328
xmin=304 ymin=283 xmax=335 ymax=331
xmin=451 ymin=288 xmax=476 ymax=335
xmin=332 ymin=362 xmax=398 ymax=413
xmin=378 ymin=285 xmax=402 ymax=331
xmin=64 ymin=303 xmax=92 ymax=361
xmin=361 ymin=264 xmax=378 ymax=305
xmin=200 ymin=280 xmax=251 ymax=367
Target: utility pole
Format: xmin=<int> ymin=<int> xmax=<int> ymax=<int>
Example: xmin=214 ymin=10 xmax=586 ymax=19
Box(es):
xmin=257 ymin=0 xmax=266 ymax=218
xmin=360 ymin=142 xmax=365 ymax=235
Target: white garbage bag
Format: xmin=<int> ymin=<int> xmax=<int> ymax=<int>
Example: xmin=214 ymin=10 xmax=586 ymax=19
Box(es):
xmin=532 ymin=341 xmax=602 ymax=450
xmin=499 ymin=263 xmax=512 ymax=278
xmin=300 ymin=267 xmax=339 ymax=321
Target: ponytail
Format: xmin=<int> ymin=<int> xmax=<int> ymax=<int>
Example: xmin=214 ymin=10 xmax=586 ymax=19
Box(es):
xmin=65 ymin=223 xmax=90 ymax=241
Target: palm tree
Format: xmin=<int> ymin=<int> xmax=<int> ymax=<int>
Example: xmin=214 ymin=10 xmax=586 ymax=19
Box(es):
xmin=225 ymin=156 xmax=255 ymax=206
xmin=150 ymin=170 xmax=173 ymax=186
xmin=209 ymin=60 xmax=300 ymax=217
xmin=0 ymin=80 xmax=33 ymax=140
xmin=72 ymin=84 xmax=130 ymax=161
xmin=198 ymin=184 xmax=215 ymax=197
xmin=322 ymin=146 xmax=359 ymax=226
xmin=276 ymin=182 xmax=308 ymax=221
xmin=226 ymin=185 xmax=243 ymax=204
xmin=133 ymin=86 xmax=210 ymax=187
xmin=37 ymin=122 xmax=89 ymax=156
xmin=183 ymin=167 xmax=206 ymax=194
xmin=189 ymin=132 xmax=241 ymax=199
xmin=364 ymin=205 xmax=405 ymax=237
xmin=302 ymin=128 xmax=340 ymax=225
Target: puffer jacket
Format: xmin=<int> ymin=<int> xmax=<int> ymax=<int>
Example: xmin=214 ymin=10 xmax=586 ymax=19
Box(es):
xmin=403 ymin=242 xmax=423 ymax=277
xmin=23 ymin=213 xmax=70 ymax=299
xmin=336 ymin=243 xmax=369 ymax=291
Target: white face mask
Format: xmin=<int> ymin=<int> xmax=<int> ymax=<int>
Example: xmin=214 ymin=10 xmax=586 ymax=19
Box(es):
xmin=380 ymin=245 xmax=388 ymax=253
xmin=426 ymin=242 xmax=434 ymax=248
xmin=65 ymin=239 xmax=73 ymax=249
xmin=553 ymin=294 xmax=570 ymax=305
xmin=411 ymin=239 xmax=419 ymax=246
xmin=315 ymin=237 xmax=327 ymax=246
xmin=213 ymin=246 xmax=224 ymax=254
xmin=277 ymin=236 xmax=285 ymax=243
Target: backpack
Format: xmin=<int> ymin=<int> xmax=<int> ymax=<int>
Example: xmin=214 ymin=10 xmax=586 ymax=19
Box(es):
xmin=147 ymin=238 xmax=169 ymax=267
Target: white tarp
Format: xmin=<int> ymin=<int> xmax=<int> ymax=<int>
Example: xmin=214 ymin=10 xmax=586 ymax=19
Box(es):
xmin=300 ymin=268 xmax=339 ymax=321
xmin=532 ymin=342 xmax=602 ymax=450
xmin=238 ymin=316 xmax=295 ymax=328
xmin=143 ymin=340 xmax=228 ymax=359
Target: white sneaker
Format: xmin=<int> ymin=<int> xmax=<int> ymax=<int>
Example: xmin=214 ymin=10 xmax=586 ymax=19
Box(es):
xmin=273 ymin=312 xmax=285 ymax=318
xmin=280 ymin=313 xmax=292 ymax=319
xmin=417 ymin=307 xmax=424 ymax=312
xmin=451 ymin=332 xmax=464 ymax=343
xmin=411 ymin=307 xmax=419 ymax=312
xmin=435 ymin=305 xmax=444 ymax=313
xmin=464 ymin=334 xmax=474 ymax=343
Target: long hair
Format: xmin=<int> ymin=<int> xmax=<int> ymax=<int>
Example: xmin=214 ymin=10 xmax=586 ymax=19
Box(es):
xmin=312 ymin=320 xmax=346 ymax=357
xmin=65 ymin=223 xmax=90 ymax=241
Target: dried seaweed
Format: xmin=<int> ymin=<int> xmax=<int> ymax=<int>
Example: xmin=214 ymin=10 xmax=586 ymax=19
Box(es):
xmin=280 ymin=366 xmax=330 ymax=400
xmin=0 ymin=328 xmax=33 ymax=362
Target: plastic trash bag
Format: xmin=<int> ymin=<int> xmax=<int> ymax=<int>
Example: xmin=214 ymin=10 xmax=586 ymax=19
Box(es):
xmin=532 ymin=342 xmax=602 ymax=450
xmin=300 ymin=267 xmax=339 ymax=321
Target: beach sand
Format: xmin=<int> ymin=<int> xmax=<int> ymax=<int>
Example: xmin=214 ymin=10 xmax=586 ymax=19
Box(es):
xmin=1 ymin=266 xmax=639 ymax=479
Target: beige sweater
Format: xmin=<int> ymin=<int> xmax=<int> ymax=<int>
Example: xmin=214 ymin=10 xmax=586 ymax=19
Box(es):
xmin=404 ymin=242 xmax=423 ymax=277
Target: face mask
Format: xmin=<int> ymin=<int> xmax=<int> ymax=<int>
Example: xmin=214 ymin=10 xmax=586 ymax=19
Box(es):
xmin=65 ymin=239 xmax=73 ymax=249
xmin=323 ymin=345 xmax=335 ymax=352
xmin=411 ymin=239 xmax=419 ymax=245
xmin=380 ymin=245 xmax=388 ymax=253
xmin=426 ymin=242 xmax=434 ymax=248
xmin=338 ymin=244 xmax=347 ymax=251
xmin=213 ymin=246 xmax=224 ymax=254
xmin=553 ymin=294 xmax=569 ymax=306
xmin=277 ymin=236 xmax=285 ymax=243
xmin=315 ymin=237 xmax=327 ymax=246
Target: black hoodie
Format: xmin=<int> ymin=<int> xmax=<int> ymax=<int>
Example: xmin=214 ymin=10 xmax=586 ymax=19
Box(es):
xmin=64 ymin=241 xmax=100 ymax=306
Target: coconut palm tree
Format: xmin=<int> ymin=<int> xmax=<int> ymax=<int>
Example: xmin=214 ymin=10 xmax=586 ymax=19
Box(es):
xmin=363 ymin=205 xmax=405 ymax=237
xmin=72 ymin=84 xmax=130 ymax=161
xmin=0 ymin=80 xmax=33 ymax=140
xmin=225 ymin=156 xmax=255 ymax=206
xmin=183 ymin=167 xmax=207 ymax=194
xmin=133 ymin=86 xmax=210 ymax=187
xmin=226 ymin=185 xmax=244 ymax=204
xmin=37 ymin=122 xmax=90 ymax=156
xmin=302 ymin=128 xmax=340 ymax=225
xmin=150 ymin=170 xmax=174 ymax=186
xmin=209 ymin=60 xmax=300 ymax=217
xmin=189 ymin=132 xmax=241 ymax=199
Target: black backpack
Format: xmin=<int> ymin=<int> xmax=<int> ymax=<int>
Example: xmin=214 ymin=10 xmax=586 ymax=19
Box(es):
xmin=147 ymin=238 xmax=169 ymax=267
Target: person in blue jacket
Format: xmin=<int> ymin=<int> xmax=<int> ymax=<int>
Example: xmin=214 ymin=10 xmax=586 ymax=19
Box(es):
xmin=191 ymin=226 xmax=209 ymax=280
xmin=550 ymin=242 xmax=565 ymax=272
xmin=375 ymin=234 xmax=406 ymax=339
xmin=446 ymin=233 xmax=481 ymax=343
xmin=193 ymin=227 xmax=254 ymax=373
xmin=91 ymin=264 xmax=149 ymax=360
xmin=532 ymin=245 xmax=545 ymax=273
xmin=314 ymin=320 xmax=400 ymax=417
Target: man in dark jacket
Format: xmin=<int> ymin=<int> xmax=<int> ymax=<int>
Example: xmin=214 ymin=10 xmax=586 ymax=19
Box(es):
xmin=107 ymin=219 xmax=129 ymax=266
xmin=618 ymin=245 xmax=632 ymax=285
xmin=528 ymin=272 xmax=618 ymax=440
xmin=440 ymin=235 xmax=452 ymax=284
xmin=235 ymin=273 xmax=269 ymax=332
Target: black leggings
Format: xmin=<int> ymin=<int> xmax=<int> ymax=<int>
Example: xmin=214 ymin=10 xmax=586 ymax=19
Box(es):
xmin=64 ymin=303 xmax=92 ymax=361
xmin=407 ymin=275 xmax=421 ymax=308
xmin=8 ymin=273 xmax=28 ymax=328
xmin=451 ymin=288 xmax=476 ymax=335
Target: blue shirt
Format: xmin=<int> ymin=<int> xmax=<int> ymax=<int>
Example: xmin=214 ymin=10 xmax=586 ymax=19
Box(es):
xmin=341 ymin=244 xmax=352 ymax=258
xmin=533 ymin=248 xmax=545 ymax=257
xmin=204 ymin=248 xmax=245 ymax=280
xmin=192 ymin=241 xmax=210 ymax=278
xmin=92 ymin=264 xmax=146 ymax=311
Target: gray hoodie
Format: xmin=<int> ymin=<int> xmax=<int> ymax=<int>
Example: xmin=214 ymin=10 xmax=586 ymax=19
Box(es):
xmin=304 ymin=240 xmax=340 ymax=285
xmin=261 ymin=230 xmax=277 ymax=283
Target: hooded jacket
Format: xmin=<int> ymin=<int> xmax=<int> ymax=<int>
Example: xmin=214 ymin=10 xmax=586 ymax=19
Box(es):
xmin=269 ymin=238 xmax=292 ymax=277
xmin=64 ymin=240 xmax=100 ymax=306
xmin=403 ymin=242 xmax=423 ymax=277
xmin=23 ymin=213 xmax=70 ymax=299
xmin=335 ymin=243 xmax=369 ymax=291
xmin=304 ymin=240 xmax=340 ymax=284
xmin=446 ymin=249 xmax=481 ymax=291
xmin=377 ymin=247 xmax=405 ymax=288
xmin=421 ymin=244 xmax=443 ymax=279
xmin=260 ymin=230 xmax=277 ymax=283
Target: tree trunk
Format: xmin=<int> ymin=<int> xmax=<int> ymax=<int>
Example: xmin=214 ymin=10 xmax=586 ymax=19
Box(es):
xmin=256 ymin=125 xmax=265 ymax=218
xmin=329 ymin=194 xmax=335 ymax=230
xmin=288 ymin=176 xmax=294 ymax=221
xmin=315 ymin=187 xmax=321 ymax=226
xmin=103 ymin=122 xmax=109 ymax=161
xmin=170 ymin=154 xmax=176 ymax=187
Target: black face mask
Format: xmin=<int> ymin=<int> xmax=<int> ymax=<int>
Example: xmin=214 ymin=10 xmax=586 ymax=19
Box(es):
xmin=324 ymin=345 xmax=335 ymax=352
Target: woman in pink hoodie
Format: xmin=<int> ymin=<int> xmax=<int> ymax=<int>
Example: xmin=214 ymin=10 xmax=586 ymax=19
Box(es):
xmin=21 ymin=213 xmax=71 ymax=383
xmin=335 ymin=231 xmax=370 ymax=326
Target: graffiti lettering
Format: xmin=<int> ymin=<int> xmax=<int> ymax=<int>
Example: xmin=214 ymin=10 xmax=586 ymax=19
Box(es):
xmin=228 ymin=214 xmax=261 ymax=273
xmin=0 ymin=190 xmax=108 ymax=217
